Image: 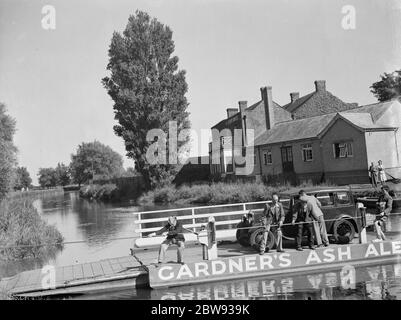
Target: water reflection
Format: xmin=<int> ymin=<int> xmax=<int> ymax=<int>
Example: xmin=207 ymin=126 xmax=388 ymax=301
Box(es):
xmin=146 ymin=263 xmax=401 ymax=300
xmin=1 ymin=192 xmax=149 ymax=278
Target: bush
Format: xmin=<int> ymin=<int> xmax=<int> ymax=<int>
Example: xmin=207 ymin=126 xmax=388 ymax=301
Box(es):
xmin=0 ymin=198 xmax=64 ymax=261
xmin=138 ymin=181 xmax=339 ymax=206
xmin=79 ymin=183 xmax=118 ymax=201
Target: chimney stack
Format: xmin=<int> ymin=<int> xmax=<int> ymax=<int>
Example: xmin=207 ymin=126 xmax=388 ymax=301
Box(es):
xmin=238 ymin=101 xmax=247 ymax=145
xmin=314 ymin=80 xmax=326 ymax=92
xmin=290 ymin=92 xmax=300 ymax=103
xmin=226 ymin=108 xmax=238 ymax=119
xmin=260 ymin=86 xmax=275 ymax=130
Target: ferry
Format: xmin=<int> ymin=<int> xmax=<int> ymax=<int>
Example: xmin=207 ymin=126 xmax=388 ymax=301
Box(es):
xmin=1 ymin=187 xmax=401 ymax=298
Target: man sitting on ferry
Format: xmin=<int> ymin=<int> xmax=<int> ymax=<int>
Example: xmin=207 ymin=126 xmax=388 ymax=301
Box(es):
xmin=373 ymin=185 xmax=393 ymax=242
xmin=148 ymin=216 xmax=187 ymax=265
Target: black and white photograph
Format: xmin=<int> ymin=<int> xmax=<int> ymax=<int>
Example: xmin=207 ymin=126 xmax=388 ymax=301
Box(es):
xmin=1 ymin=0 xmax=401 ymax=308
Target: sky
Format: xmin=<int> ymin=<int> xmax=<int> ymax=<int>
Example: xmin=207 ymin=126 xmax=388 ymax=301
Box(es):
xmin=0 ymin=0 xmax=400 ymax=184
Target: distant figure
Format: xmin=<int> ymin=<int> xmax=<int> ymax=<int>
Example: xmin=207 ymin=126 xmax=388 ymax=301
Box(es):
xmin=299 ymin=190 xmax=329 ymax=247
xmin=369 ymin=162 xmax=378 ymax=187
xmin=377 ymin=160 xmax=387 ymax=185
xmin=260 ymin=192 xmax=285 ymax=254
xmin=292 ymin=198 xmax=315 ymax=251
xmin=373 ymin=186 xmax=393 ymax=242
xmin=148 ymin=216 xmax=187 ymax=264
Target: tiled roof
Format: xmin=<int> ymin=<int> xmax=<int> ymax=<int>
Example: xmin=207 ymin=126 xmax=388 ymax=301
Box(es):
xmin=282 ymin=90 xmax=358 ymax=118
xmin=342 ymin=100 xmax=395 ymax=122
xmin=254 ymin=101 xmax=398 ymax=146
xmin=254 ymin=114 xmax=336 ymax=146
xmin=211 ymin=100 xmax=291 ymax=129
xmin=282 ymin=93 xmax=314 ymax=113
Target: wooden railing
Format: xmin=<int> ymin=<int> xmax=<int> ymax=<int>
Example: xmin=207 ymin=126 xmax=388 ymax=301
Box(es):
xmin=134 ymin=200 xmax=291 ymax=239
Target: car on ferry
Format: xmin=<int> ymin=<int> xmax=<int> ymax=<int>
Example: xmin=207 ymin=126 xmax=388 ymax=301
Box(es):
xmin=238 ymin=187 xmax=363 ymax=252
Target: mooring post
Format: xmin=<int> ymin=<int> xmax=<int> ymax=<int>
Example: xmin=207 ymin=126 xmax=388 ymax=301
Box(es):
xmin=358 ymin=203 xmax=367 ymax=244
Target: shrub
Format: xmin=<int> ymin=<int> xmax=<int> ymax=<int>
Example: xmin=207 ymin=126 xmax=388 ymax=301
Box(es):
xmin=0 ymin=198 xmax=64 ymax=261
xmin=79 ymin=183 xmax=118 ymax=201
xmin=138 ymin=181 xmax=339 ymax=206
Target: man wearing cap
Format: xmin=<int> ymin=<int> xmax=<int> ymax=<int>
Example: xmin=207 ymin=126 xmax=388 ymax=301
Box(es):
xmin=299 ymin=190 xmax=329 ymax=247
xmin=148 ymin=216 xmax=186 ymax=264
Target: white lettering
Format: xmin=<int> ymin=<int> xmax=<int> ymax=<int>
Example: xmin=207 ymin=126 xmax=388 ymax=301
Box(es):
xmin=211 ymin=260 xmax=226 ymax=275
xmin=365 ymin=244 xmax=379 ymax=258
xmin=159 ymin=266 xmax=174 ymax=281
xmin=278 ymin=253 xmax=291 ymax=267
xmin=259 ymin=255 xmax=273 ymax=269
xmin=306 ymin=250 xmax=322 ymax=264
xmin=379 ymin=242 xmax=391 ymax=255
xmin=391 ymin=241 xmax=401 ymax=254
xmin=245 ymin=256 xmax=257 ymax=271
xmin=176 ymin=264 xmax=194 ymax=279
xmin=322 ymin=248 xmax=335 ymax=262
xmin=338 ymin=246 xmax=351 ymax=261
xmin=228 ymin=258 xmax=243 ymax=273
xmin=194 ymin=262 xmax=210 ymax=277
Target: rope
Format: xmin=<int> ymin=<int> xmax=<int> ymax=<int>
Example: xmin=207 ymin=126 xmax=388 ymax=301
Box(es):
xmin=234 ymin=215 xmax=364 ymax=231
xmin=0 ymin=215 xmax=369 ymax=249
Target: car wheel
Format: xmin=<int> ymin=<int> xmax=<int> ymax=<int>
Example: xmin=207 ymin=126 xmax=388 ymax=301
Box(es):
xmin=249 ymin=227 xmax=275 ymax=252
xmin=333 ymin=219 xmax=355 ymax=244
xmin=236 ymin=229 xmax=250 ymax=247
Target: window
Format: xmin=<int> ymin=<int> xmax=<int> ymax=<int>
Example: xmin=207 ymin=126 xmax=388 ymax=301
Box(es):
xmin=302 ymin=144 xmax=313 ymax=162
xmin=333 ymin=141 xmax=353 ymax=158
xmin=314 ymin=192 xmax=335 ymax=207
xmin=336 ymin=192 xmax=351 ymax=205
xmin=263 ymin=149 xmax=272 ymax=165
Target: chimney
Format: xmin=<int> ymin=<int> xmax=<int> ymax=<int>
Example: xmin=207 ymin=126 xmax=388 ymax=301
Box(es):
xmin=260 ymin=86 xmax=275 ymax=130
xmin=314 ymin=80 xmax=326 ymax=92
xmin=290 ymin=92 xmax=300 ymax=103
xmin=238 ymin=101 xmax=247 ymax=145
xmin=226 ymin=108 xmax=238 ymax=119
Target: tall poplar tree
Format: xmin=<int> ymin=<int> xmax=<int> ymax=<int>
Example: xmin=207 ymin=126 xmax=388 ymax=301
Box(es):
xmin=102 ymin=11 xmax=190 ymax=188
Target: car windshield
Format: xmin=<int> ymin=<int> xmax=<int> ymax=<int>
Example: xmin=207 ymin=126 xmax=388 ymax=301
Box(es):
xmin=336 ymin=191 xmax=351 ymax=205
xmin=313 ymin=192 xmax=335 ymax=206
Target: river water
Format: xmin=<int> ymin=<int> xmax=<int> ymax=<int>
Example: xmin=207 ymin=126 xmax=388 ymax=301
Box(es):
xmin=1 ymin=191 xmax=401 ymax=300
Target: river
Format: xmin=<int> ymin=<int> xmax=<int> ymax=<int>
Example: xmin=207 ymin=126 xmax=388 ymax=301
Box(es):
xmin=1 ymin=191 xmax=401 ymax=300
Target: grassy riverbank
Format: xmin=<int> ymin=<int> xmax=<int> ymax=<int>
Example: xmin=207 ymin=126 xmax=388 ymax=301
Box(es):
xmin=138 ymin=181 xmax=337 ymax=205
xmin=0 ymin=196 xmax=64 ymax=261
xmin=9 ymin=188 xmax=64 ymax=201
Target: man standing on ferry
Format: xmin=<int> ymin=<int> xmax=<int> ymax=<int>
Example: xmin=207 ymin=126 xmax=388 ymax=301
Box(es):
xmin=260 ymin=192 xmax=285 ymax=255
xmin=299 ymin=190 xmax=329 ymax=247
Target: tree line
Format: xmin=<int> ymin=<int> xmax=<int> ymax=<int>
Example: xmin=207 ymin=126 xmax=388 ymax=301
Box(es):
xmin=0 ymin=103 xmax=137 ymax=194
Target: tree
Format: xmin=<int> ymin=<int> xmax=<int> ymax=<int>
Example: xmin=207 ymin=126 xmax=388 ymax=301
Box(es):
xmin=14 ymin=167 xmax=32 ymax=190
xmin=70 ymin=141 xmax=124 ymax=185
xmin=102 ymin=11 xmax=190 ymax=188
xmin=370 ymin=70 xmax=401 ymax=102
xmin=0 ymin=103 xmax=17 ymax=200
xmin=38 ymin=168 xmax=57 ymax=188
xmin=54 ymin=163 xmax=71 ymax=186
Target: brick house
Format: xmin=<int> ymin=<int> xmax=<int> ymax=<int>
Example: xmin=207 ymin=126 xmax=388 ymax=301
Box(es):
xmin=209 ymin=80 xmax=401 ymax=185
